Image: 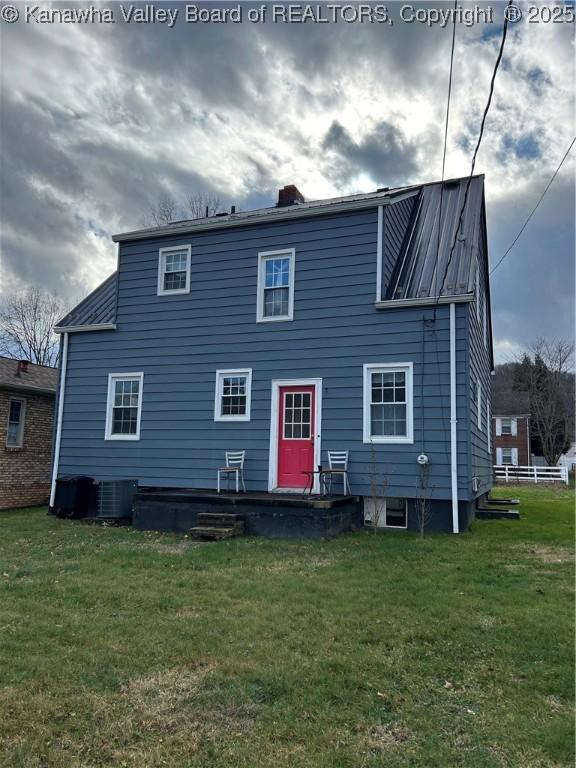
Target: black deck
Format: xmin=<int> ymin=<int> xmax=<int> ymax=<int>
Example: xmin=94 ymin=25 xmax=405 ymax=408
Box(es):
xmin=133 ymin=488 xmax=363 ymax=539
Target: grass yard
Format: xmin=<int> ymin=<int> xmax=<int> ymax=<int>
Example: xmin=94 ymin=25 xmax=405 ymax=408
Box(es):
xmin=0 ymin=485 xmax=573 ymax=768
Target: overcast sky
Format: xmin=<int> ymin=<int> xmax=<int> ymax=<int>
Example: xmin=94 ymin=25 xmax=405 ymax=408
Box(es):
xmin=1 ymin=1 xmax=574 ymax=363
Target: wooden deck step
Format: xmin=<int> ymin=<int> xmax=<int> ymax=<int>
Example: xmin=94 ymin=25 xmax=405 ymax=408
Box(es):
xmin=189 ymin=525 xmax=237 ymax=540
xmin=189 ymin=512 xmax=245 ymax=540
xmin=476 ymin=509 xmax=520 ymax=521
xmin=486 ymin=498 xmax=520 ymax=506
xmin=198 ymin=512 xmax=244 ymax=526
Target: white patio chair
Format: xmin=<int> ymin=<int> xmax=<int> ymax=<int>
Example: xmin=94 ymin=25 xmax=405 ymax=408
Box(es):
xmin=217 ymin=451 xmax=246 ymax=493
xmin=322 ymin=451 xmax=351 ymax=495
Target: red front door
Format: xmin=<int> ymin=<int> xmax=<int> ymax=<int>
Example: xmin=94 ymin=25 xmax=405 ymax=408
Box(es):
xmin=277 ymin=385 xmax=315 ymax=489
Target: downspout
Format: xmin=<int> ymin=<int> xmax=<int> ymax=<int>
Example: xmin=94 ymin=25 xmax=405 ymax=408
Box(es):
xmin=49 ymin=332 xmax=69 ymax=509
xmin=376 ymin=205 xmax=383 ymax=302
xmin=449 ymin=303 xmax=459 ymax=533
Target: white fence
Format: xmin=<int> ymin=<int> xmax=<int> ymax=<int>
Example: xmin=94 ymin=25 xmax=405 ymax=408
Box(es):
xmin=494 ymin=465 xmax=569 ymax=485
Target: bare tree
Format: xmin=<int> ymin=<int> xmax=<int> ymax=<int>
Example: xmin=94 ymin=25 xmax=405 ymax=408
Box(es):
xmin=0 ymin=287 xmax=67 ymax=367
xmin=143 ymin=191 xmax=223 ymax=227
xmin=415 ymin=463 xmax=433 ymax=537
xmin=186 ymin=192 xmax=222 ymax=219
xmin=145 ymin=193 xmax=181 ymax=227
xmin=366 ymin=442 xmax=390 ymax=532
xmin=513 ymin=338 xmax=574 ymax=466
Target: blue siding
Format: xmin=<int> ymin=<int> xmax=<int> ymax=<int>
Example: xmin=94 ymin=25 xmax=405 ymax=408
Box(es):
xmin=58 ymin=208 xmax=475 ymax=509
xmin=467 ymin=230 xmax=493 ymax=498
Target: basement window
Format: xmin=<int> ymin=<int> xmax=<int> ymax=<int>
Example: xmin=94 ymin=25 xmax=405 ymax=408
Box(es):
xmin=6 ymin=398 xmax=25 ymax=448
xmin=105 ymin=373 xmax=143 ymax=440
xmin=214 ymin=369 xmax=252 ymax=422
xmin=385 ymin=498 xmax=408 ymax=528
xmin=157 ymin=245 xmax=191 ymax=295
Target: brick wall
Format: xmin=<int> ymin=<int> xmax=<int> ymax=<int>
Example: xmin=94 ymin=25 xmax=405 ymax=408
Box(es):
xmin=492 ymin=416 xmax=531 ymax=466
xmin=0 ymin=388 xmax=55 ymax=509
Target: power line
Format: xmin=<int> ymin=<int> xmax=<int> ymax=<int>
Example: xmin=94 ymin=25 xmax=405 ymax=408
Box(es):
xmin=435 ymin=0 xmax=513 ymax=305
xmin=433 ymin=0 xmax=458 ymax=302
xmin=490 ymin=135 xmax=576 ymax=275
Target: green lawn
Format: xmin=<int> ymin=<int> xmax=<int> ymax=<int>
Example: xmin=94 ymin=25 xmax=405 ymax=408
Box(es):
xmin=0 ymin=486 xmax=573 ymax=768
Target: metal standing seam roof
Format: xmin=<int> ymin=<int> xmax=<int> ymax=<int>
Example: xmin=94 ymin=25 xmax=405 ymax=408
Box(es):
xmin=58 ymin=174 xmax=486 ymax=329
xmin=56 ymin=271 xmax=117 ymax=329
xmin=388 ymin=176 xmax=484 ymax=300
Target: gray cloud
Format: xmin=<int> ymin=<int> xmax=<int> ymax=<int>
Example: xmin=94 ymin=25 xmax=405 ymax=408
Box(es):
xmin=0 ymin=5 xmax=574 ymax=361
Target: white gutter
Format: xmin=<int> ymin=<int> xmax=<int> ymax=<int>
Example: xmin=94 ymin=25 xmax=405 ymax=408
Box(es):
xmin=54 ymin=323 xmax=116 ymax=334
xmin=49 ymin=332 xmax=69 ymax=509
xmin=376 ymin=205 xmax=383 ymax=302
xmin=449 ymin=303 xmax=459 ymax=534
xmin=375 ymin=294 xmax=472 ymax=310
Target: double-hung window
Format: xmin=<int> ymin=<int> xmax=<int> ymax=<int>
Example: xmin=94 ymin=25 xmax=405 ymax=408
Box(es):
xmin=215 ymin=369 xmax=252 ymax=421
xmin=6 ymin=398 xmax=25 ymax=447
xmin=499 ymin=447 xmax=517 ymax=466
xmin=157 ymin=245 xmax=191 ymax=295
xmin=105 ymin=373 xmax=143 ymax=440
xmin=501 ymin=417 xmax=513 ymax=436
xmin=257 ymin=249 xmax=295 ymax=322
xmin=363 ymin=363 xmax=413 ymax=444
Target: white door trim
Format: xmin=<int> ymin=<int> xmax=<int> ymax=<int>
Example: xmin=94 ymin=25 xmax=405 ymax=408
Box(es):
xmin=268 ymin=378 xmax=322 ymax=494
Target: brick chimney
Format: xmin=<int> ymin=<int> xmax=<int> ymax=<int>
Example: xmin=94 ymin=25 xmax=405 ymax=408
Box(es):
xmin=16 ymin=360 xmax=30 ymax=376
xmin=277 ymin=184 xmax=305 ymax=207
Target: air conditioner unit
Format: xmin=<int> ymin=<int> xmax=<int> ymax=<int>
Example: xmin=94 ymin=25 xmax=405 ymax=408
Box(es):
xmin=97 ymin=480 xmax=138 ymax=521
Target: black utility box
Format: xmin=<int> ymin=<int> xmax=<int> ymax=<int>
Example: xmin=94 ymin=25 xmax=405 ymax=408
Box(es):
xmin=51 ymin=476 xmax=98 ymax=519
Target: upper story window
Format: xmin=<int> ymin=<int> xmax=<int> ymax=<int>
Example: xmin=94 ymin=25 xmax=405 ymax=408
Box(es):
xmin=256 ymin=249 xmax=295 ymax=322
xmin=214 ymin=369 xmax=252 ymax=422
xmin=501 ymin=417 xmax=513 ymax=435
xmin=105 ymin=373 xmax=143 ymax=440
xmin=363 ymin=363 xmax=413 ymax=444
xmin=157 ymin=245 xmax=191 ymax=296
xmin=6 ymin=398 xmax=25 ymax=448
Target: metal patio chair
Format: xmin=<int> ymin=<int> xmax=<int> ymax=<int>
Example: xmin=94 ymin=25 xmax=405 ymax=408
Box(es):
xmin=322 ymin=451 xmax=351 ymax=495
xmin=217 ymin=450 xmax=246 ymax=493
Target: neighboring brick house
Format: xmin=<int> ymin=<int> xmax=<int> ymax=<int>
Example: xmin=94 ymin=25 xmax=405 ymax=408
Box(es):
xmin=0 ymin=356 xmax=58 ymax=509
xmin=492 ymin=414 xmax=531 ymax=467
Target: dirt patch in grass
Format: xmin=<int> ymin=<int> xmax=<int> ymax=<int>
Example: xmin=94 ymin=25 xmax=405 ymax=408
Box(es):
xmin=254 ymin=556 xmax=336 ymax=575
xmin=358 ymin=722 xmax=412 ymax=751
xmin=515 ymin=544 xmax=574 ymax=564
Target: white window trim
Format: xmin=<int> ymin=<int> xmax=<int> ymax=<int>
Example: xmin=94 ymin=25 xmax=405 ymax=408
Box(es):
xmin=214 ymin=368 xmax=252 ymax=422
xmin=105 ymin=372 xmax=144 ymax=441
xmin=362 ymin=362 xmax=414 ymax=444
xmin=157 ymin=245 xmax=191 ymax=296
xmin=6 ymin=397 xmax=26 ymax=448
xmin=256 ymin=248 xmax=295 ymax=323
xmin=477 ymin=380 xmax=482 ymax=430
xmin=501 ymin=417 xmax=513 ymax=436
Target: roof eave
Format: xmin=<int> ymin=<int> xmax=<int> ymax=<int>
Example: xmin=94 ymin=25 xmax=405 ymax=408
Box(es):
xmin=54 ymin=323 xmax=117 ymax=334
xmin=1 ymin=383 xmax=56 ymax=396
xmin=375 ymin=294 xmax=473 ymax=309
xmin=112 ymin=190 xmax=420 ymax=243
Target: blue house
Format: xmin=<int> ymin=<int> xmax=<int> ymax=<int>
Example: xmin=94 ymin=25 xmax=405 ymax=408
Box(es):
xmin=51 ymin=176 xmax=493 ymax=535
